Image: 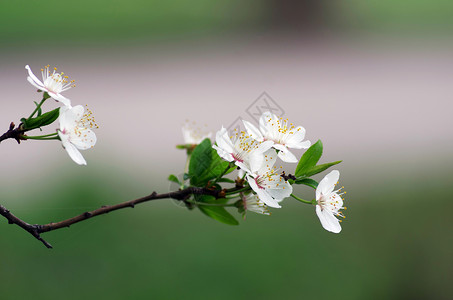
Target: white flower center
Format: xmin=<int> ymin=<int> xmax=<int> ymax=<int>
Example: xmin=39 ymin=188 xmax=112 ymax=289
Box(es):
xmin=255 ymin=165 xmax=286 ymax=190
xmin=318 ymin=187 xmax=347 ymax=219
xmin=183 ymin=121 xmax=210 ymax=144
xmin=41 ymin=65 xmax=75 ymax=94
xmin=230 ymin=131 xmax=260 ymax=163
xmin=78 ymin=106 xmax=99 ymax=130
xmin=264 ymin=116 xmax=303 ymax=145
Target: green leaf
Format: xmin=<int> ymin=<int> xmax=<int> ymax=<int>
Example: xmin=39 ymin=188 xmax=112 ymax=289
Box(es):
xmin=34 ymin=101 xmax=42 ymax=117
xmin=294 ymin=178 xmax=318 ymax=189
xmin=188 ymin=138 xmax=231 ymax=187
xmin=189 ymin=139 xmax=213 ymax=185
xmin=295 ymin=140 xmax=323 ymax=177
xmin=21 ymin=108 xmax=60 ymax=130
xmin=168 ymin=174 xmax=180 ymax=184
xmin=303 ymin=161 xmax=342 ymax=177
xmin=197 ymin=195 xmax=239 ymax=225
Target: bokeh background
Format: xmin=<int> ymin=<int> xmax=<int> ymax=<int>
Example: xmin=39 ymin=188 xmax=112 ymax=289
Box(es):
xmin=1 ymin=1 xmax=452 ymax=299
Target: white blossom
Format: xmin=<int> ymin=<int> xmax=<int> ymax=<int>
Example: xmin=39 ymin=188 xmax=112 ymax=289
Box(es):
xmin=213 ymin=127 xmax=272 ymax=174
xmin=25 ymin=65 xmax=75 ymax=106
xmin=246 ymin=149 xmax=292 ymax=208
xmin=182 ymin=122 xmax=211 ymax=145
xmin=58 ymin=105 xmax=97 ymax=165
xmin=241 ymin=193 xmax=270 ymax=216
xmin=315 ymin=170 xmax=346 ymax=233
xmin=243 ymin=111 xmax=310 ymax=163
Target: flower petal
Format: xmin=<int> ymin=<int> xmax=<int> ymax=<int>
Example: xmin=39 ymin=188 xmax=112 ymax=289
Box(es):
xmin=248 ymin=151 xmax=264 ymax=173
xmin=257 ymin=149 xmax=277 ymax=175
xmin=259 ymin=111 xmax=276 ymax=135
xmin=256 ymin=189 xmax=281 ymax=208
xmin=235 ymin=161 xmax=252 ymax=174
xmin=256 ymin=140 xmax=273 ymax=153
xmin=276 ymin=147 xmax=298 ymax=163
xmin=284 ymin=126 xmax=307 ymax=147
xmin=71 ymin=129 xmax=97 ymax=150
xmin=27 ymin=76 xmax=45 ymax=90
xmin=266 ymin=175 xmax=293 ymax=202
xmin=215 ymin=127 xmax=234 ymax=154
xmin=59 ymin=105 xmax=83 ymax=130
xmin=243 ymin=120 xmax=264 ymax=141
xmin=266 ymin=181 xmax=292 ymax=200
xmin=316 ymin=170 xmax=340 ymax=198
xmin=246 ymin=175 xmax=282 ymax=208
xmin=212 ymin=145 xmax=234 ymax=162
xmin=316 ymin=205 xmax=341 ymax=233
xmin=61 ymin=137 xmax=87 ymax=165
xmin=286 ymin=139 xmax=311 ymax=150
xmin=25 ymin=65 xmax=44 ymax=87
xmin=49 ymin=92 xmax=71 ymax=106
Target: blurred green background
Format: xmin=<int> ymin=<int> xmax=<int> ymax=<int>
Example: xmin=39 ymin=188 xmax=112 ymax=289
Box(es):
xmin=1 ymin=1 xmax=452 ymax=299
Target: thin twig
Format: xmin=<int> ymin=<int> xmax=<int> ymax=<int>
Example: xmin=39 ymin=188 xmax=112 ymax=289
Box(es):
xmin=0 ymin=186 xmax=227 ymax=249
xmin=0 ymin=205 xmax=53 ymax=248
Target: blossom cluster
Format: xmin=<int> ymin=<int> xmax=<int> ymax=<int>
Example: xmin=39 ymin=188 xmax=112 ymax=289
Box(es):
xmin=208 ymin=111 xmax=346 ymax=233
xmin=25 ymin=65 xmax=97 ymax=165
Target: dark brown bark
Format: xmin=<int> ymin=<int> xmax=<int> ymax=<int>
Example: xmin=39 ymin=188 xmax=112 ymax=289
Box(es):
xmin=0 ymin=187 xmax=227 ymax=249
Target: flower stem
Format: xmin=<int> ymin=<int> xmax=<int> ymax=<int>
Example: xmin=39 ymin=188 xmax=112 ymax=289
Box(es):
xmin=28 ymin=93 xmax=50 ymax=120
xmin=225 ymin=186 xmax=250 ymax=195
xmin=184 ymin=154 xmax=191 ymax=174
xmin=22 ymin=135 xmax=60 ymax=141
xmin=291 ymin=193 xmax=315 ymax=205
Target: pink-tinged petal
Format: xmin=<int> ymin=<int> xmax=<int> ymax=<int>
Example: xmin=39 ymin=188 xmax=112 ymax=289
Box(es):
xmin=49 ymin=92 xmax=71 ymax=106
xmin=58 ymin=106 xmax=70 ymax=131
xmin=243 ymin=120 xmax=264 ymax=141
xmin=316 ymin=170 xmax=340 ymax=197
xmin=27 ymin=76 xmax=45 ymax=91
xmin=276 ymin=148 xmax=298 ymax=163
xmin=61 ymin=139 xmax=87 ymax=165
xmin=316 ymin=205 xmax=341 ymax=233
xmin=212 ymin=145 xmax=234 ymax=162
xmin=247 ymin=174 xmax=259 ymax=192
xmin=71 ymin=129 xmax=97 ymax=150
xmin=247 ymin=175 xmax=281 ymax=208
xmin=57 ymin=130 xmax=68 ymax=143
xmin=25 ymin=65 xmax=44 ymax=87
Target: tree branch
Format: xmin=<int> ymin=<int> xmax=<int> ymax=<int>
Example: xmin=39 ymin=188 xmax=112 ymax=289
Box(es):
xmin=0 ymin=122 xmax=25 ymax=144
xmin=0 ymin=186 xmax=227 ymax=249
